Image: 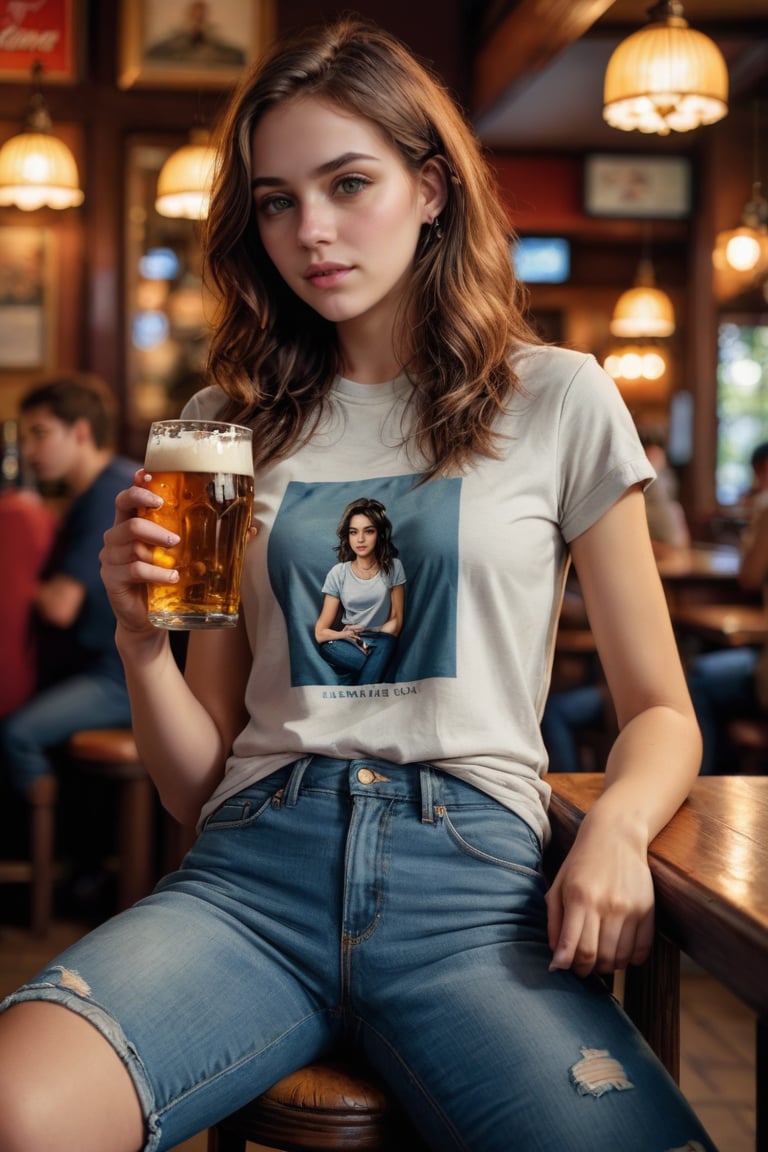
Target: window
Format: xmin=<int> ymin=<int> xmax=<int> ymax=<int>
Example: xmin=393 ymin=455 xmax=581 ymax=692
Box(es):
xmin=716 ymin=319 xmax=768 ymax=504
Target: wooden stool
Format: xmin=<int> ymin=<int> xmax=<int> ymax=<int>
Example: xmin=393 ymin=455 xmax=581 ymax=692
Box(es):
xmin=726 ymin=717 xmax=768 ymax=773
xmin=0 ymin=774 xmax=58 ymax=936
xmin=67 ymin=728 xmax=156 ymax=912
xmin=207 ymin=1054 xmax=425 ymax=1152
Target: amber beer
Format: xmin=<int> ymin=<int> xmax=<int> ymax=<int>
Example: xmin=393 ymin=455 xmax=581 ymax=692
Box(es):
xmin=141 ymin=420 xmax=254 ymax=629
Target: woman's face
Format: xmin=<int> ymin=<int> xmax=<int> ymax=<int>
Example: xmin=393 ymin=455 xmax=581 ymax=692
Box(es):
xmin=348 ymin=513 xmax=378 ymax=559
xmin=251 ymin=96 xmax=434 ymax=334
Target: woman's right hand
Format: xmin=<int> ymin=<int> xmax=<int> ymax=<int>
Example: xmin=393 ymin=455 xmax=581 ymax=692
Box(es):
xmin=99 ymin=469 xmax=180 ymax=635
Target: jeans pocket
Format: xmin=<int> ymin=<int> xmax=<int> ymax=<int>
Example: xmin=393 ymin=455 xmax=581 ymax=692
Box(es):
xmin=201 ymin=776 xmax=287 ymax=831
xmin=441 ymin=803 xmax=545 ymax=881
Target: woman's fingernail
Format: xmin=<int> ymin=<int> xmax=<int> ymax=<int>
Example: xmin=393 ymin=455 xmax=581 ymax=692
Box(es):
xmin=166 ymin=533 xmax=180 ymax=545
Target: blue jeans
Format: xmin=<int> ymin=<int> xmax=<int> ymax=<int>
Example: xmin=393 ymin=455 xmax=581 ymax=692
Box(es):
xmin=0 ymin=673 xmax=133 ymax=793
xmin=0 ymin=756 xmax=716 ymax=1151
xmin=686 ymin=646 xmax=759 ymax=774
xmin=319 ymin=632 xmax=397 ymax=684
xmin=541 ymin=685 xmax=606 ymax=773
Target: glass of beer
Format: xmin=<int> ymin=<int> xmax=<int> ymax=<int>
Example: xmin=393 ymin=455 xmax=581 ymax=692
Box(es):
xmin=140 ymin=419 xmax=254 ymax=629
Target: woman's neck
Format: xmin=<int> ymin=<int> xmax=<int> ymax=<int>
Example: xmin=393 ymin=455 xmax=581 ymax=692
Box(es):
xmin=337 ymin=312 xmax=405 ymax=385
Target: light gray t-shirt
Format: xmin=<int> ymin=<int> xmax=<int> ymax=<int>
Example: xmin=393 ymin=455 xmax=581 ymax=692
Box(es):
xmin=322 ymin=559 xmax=406 ymax=629
xmin=185 ymin=344 xmax=653 ymax=844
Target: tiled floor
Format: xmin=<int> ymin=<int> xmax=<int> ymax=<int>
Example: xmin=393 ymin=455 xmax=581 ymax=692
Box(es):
xmin=0 ymin=917 xmax=756 ymax=1152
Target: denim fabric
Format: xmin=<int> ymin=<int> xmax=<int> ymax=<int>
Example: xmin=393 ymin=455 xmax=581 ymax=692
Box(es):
xmin=686 ymin=646 xmax=759 ymax=774
xmin=0 ymin=673 xmax=133 ymax=792
xmin=540 ymin=684 xmax=606 ymax=773
xmin=1 ymin=756 xmax=717 ymax=1152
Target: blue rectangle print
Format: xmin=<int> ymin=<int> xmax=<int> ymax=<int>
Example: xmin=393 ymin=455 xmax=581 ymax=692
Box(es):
xmin=267 ymin=475 xmax=461 ymax=687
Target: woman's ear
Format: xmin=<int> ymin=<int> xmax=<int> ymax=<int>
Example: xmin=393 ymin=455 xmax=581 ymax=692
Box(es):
xmin=420 ymin=157 xmax=448 ymax=224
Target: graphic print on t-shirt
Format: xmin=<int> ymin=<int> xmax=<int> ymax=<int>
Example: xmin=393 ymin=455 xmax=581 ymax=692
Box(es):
xmin=268 ymin=474 xmax=460 ymax=687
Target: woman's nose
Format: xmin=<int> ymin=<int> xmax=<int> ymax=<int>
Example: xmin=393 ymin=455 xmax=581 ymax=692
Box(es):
xmin=297 ymin=199 xmax=335 ymax=246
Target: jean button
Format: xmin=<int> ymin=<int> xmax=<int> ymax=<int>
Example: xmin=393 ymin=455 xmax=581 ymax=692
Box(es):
xmin=357 ymin=768 xmax=375 ymax=784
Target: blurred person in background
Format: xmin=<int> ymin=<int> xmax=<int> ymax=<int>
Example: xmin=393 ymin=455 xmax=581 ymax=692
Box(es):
xmin=0 ymin=376 xmax=138 ymax=885
xmin=686 ymin=438 xmax=768 ymax=773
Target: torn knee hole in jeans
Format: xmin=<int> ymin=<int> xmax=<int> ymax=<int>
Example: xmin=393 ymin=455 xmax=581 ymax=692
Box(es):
xmin=49 ymin=966 xmax=92 ymax=997
xmin=569 ymin=1047 xmax=633 ymax=1097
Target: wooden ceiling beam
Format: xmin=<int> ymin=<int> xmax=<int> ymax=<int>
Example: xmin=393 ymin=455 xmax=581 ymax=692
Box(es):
xmin=472 ymin=0 xmax=616 ymax=117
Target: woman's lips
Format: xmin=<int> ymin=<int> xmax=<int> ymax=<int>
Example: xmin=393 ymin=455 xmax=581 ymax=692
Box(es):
xmin=305 ymin=264 xmax=351 ymax=288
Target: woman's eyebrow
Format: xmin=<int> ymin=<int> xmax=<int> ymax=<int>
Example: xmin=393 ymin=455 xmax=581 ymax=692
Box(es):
xmin=252 ymin=151 xmax=378 ymax=189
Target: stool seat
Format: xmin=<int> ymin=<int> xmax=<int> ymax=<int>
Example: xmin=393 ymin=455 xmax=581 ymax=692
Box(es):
xmin=208 ymin=1055 xmax=423 ymax=1151
xmin=68 ymin=728 xmax=144 ymax=773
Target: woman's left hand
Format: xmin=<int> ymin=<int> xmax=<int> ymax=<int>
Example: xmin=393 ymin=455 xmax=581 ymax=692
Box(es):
xmin=545 ymin=807 xmax=655 ymax=978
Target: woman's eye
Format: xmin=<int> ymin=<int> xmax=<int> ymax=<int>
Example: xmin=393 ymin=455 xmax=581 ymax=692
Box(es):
xmin=336 ymin=175 xmax=370 ymax=196
xmin=258 ymin=193 xmax=292 ymax=215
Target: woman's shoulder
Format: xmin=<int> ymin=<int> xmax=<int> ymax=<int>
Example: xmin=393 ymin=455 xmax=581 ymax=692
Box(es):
xmin=510 ymin=342 xmax=600 ymax=388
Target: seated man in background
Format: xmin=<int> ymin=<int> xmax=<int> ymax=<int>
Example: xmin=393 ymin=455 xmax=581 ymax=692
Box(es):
xmin=542 ymin=428 xmax=690 ymax=772
xmin=686 ymin=446 xmax=768 ymax=773
xmin=0 ymin=376 xmax=139 ymax=887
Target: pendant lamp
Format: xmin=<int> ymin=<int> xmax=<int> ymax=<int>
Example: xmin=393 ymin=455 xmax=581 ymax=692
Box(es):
xmin=603 ymin=0 xmax=728 ymax=136
xmin=155 ymin=130 xmax=217 ymax=220
xmin=0 ymin=60 xmax=83 ymax=210
xmin=610 ymin=257 xmax=675 ymax=339
xmin=713 ymin=102 xmax=768 ymax=276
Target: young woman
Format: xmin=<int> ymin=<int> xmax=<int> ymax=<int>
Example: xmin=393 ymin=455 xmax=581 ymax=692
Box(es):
xmin=315 ymin=496 xmax=405 ymax=684
xmin=0 ymin=17 xmax=712 ymax=1152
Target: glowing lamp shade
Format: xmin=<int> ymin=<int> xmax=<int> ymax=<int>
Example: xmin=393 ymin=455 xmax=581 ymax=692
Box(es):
xmin=0 ymin=129 xmax=83 ymax=211
xmin=155 ymin=142 xmax=217 ymax=220
xmin=603 ymin=0 xmax=728 ymax=136
xmin=610 ymin=259 xmax=675 ymax=338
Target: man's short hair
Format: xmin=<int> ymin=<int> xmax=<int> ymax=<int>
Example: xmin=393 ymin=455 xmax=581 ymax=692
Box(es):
xmin=20 ymin=374 xmax=117 ymax=450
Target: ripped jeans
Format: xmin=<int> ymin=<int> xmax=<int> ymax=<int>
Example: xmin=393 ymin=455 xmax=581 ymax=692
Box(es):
xmin=0 ymin=756 xmax=717 ymax=1152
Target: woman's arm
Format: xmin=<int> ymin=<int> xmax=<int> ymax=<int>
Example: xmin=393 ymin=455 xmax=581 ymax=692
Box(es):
xmin=315 ymin=593 xmax=357 ymax=643
xmin=101 ymin=476 xmax=252 ymax=825
xmin=377 ymin=582 xmax=404 ymax=635
xmin=545 ymin=486 xmax=701 ymax=978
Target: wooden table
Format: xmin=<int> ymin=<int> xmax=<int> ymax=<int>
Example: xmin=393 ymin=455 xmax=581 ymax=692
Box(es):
xmin=672 ymin=601 xmax=768 ymax=648
xmin=547 ymin=774 xmax=768 ymax=1149
xmin=656 ymin=543 xmax=744 ymax=607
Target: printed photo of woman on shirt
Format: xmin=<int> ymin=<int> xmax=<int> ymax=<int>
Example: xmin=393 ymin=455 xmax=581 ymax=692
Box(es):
xmin=315 ymin=497 xmax=406 ymax=684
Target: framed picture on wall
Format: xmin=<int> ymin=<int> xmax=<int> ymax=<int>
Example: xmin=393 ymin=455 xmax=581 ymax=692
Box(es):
xmin=0 ymin=0 xmax=78 ymax=83
xmin=118 ymin=0 xmax=274 ymax=89
xmin=584 ymin=154 xmax=692 ymax=219
xmin=0 ymin=228 xmax=52 ymax=370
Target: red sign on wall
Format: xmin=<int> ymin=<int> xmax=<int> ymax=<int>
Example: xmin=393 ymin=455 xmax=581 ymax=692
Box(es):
xmin=0 ymin=0 xmax=77 ymax=82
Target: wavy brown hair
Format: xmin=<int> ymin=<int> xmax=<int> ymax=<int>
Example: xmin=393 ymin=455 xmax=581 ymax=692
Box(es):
xmin=204 ymin=16 xmax=538 ymax=479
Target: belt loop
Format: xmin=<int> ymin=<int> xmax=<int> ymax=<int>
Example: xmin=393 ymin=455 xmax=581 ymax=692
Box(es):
xmin=283 ymin=755 xmax=313 ymax=807
xmin=420 ymin=764 xmax=436 ymax=823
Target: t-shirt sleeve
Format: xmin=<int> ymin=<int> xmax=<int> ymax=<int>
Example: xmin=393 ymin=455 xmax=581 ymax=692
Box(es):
xmin=556 ymin=355 xmax=654 ymax=543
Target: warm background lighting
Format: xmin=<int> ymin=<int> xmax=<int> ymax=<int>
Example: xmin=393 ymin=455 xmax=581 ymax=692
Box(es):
xmin=155 ymin=131 xmax=217 ymax=220
xmin=0 ymin=61 xmax=83 ymax=211
xmin=610 ymin=257 xmax=676 ymax=338
xmin=603 ymin=0 xmax=729 ymax=136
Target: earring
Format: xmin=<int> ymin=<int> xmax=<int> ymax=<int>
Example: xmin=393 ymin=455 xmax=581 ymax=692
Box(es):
xmin=431 ymin=214 xmax=443 ymax=240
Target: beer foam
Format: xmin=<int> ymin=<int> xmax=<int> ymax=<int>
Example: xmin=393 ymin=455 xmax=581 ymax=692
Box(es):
xmin=145 ymin=430 xmax=253 ymax=475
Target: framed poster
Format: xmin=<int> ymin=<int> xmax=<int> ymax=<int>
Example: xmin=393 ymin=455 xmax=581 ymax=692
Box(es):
xmin=118 ymin=0 xmax=274 ymax=89
xmin=0 ymin=0 xmax=78 ymax=83
xmin=0 ymin=227 xmax=51 ymax=370
xmin=584 ymin=154 xmax=692 ymax=219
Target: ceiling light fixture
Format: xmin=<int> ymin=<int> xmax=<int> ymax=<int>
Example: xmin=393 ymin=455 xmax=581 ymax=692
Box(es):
xmin=0 ymin=60 xmax=83 ymax=211
xmin=713 ymin=101 xmax=768 ymax=275
xmin=155 ymin=130 xmax=217 ymax=220
xmin=602 ymin=0 xmax=728 ymax=136
xmin=610 ymin=256 xmax=675 ymax=338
